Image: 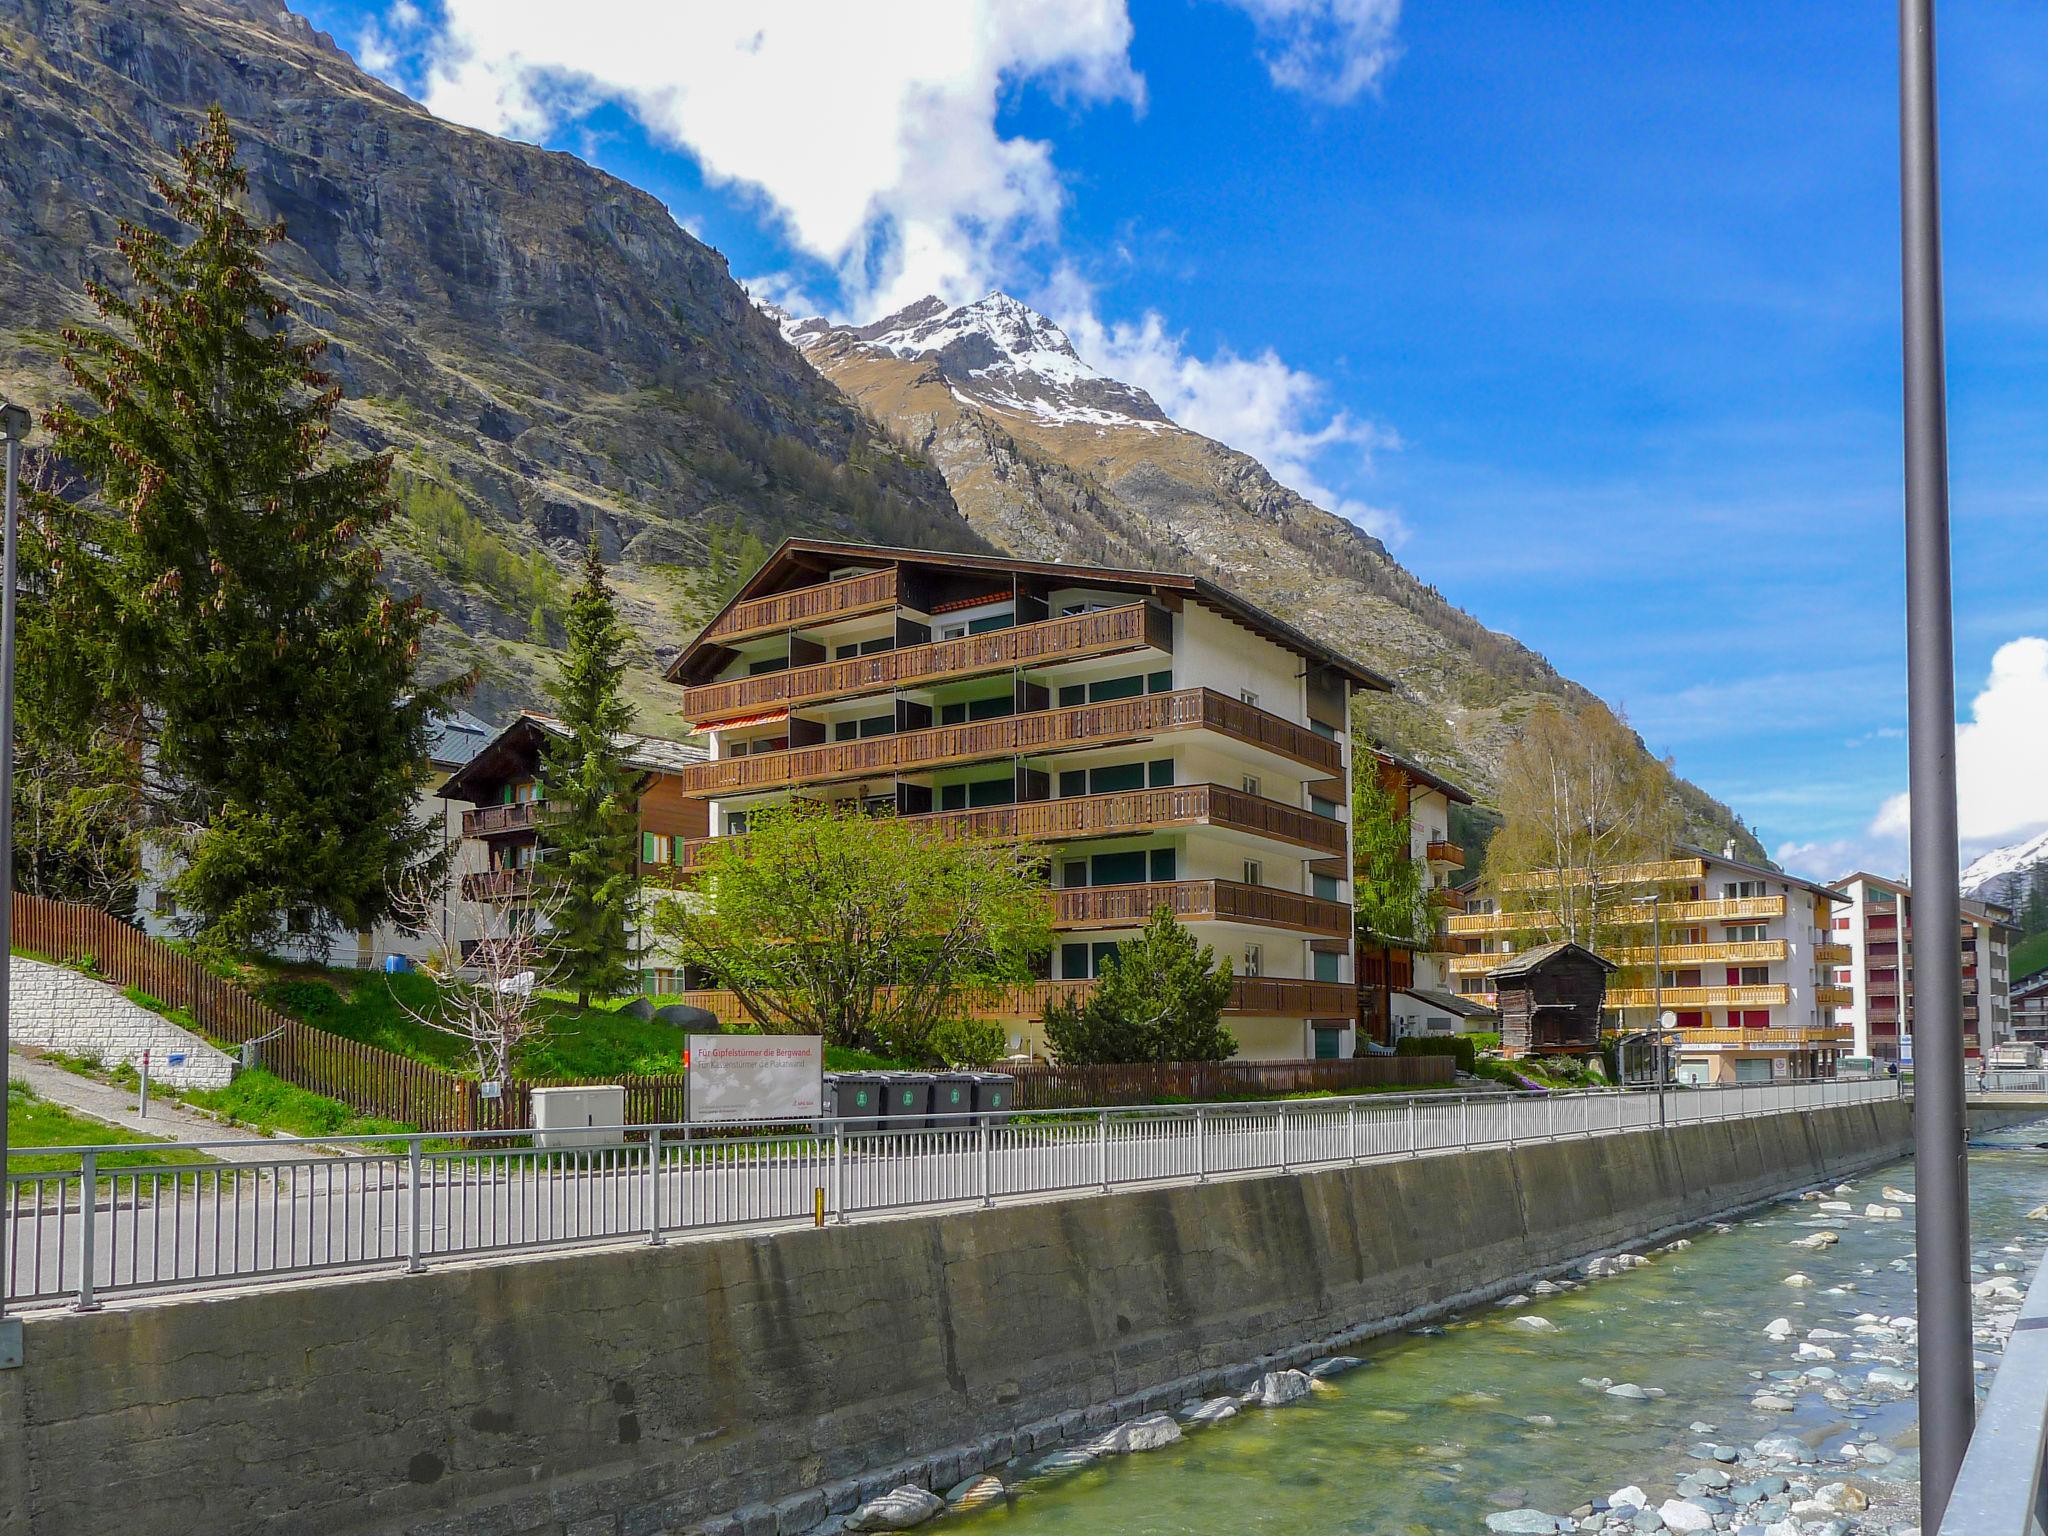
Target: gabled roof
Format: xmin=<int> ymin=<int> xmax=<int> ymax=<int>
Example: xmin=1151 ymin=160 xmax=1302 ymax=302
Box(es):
xmin=438 ymin=712 xmax=706 ymax=802
xmin=424 ymin=708 xmax=494 ymax=769
xmin=1679 ymin=844 xmax=1846 ymax=907
xmin=1487 ymin=941 xmax=1617 ymax=980
xmin=1375 ymin=747 xmax=1474 ymax=806
xmin=1397 ymin=986 xmax=1498 ymax=1020
xmin=669 ymin=538 xmax=1394 ymax=692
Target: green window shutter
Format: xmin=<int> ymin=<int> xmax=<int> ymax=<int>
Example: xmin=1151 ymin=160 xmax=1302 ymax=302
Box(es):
xmin=642 ymin=831 xmax=657 ymax=862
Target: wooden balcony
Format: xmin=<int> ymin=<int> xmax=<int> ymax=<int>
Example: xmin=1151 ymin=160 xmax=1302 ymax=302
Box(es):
xmin=674 ymin=782 xmax=1345 ymax=872
xmin=1491 ymin=857 xmax=1707 ymax=893
xmin=698 ymin=568 xmax=898 ymax=648
xmin=461 ymin=801 xmax=555 ymax=838
xmin=1815 ymin=984 xmax=1856 ymax=1008
xmin=1052 ymin=879 xmax=1350 ymax=937
xmin=681 ymin=602 xmax=1171 ymax=725
xmin=671 ymin=975 xmax=1355 ymax=1026
xmin=1424 ymin=839 xmax=1465 ymax=868
xmin=1447 ymin=894 xmax=1787 ymax=935
xmin=1606 ymin=983 xmax=1791 ymax=1009
xmin=461 ymin=868 xmax=535 ymax=901
xmin=676 ymin=687 xmax=1342 ymax=797
xmin=1674 ymin=1026 xmax=1853 ymax=1047
xmin=1446 ymin=939 xmax=1788 ymax=976
xmin=1813 ymin=942 xmax=1852 ymax=964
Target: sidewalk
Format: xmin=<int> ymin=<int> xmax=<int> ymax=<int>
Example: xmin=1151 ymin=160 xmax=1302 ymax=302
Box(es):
xmin=7 ymin=1051 xmax=341 ymax=1165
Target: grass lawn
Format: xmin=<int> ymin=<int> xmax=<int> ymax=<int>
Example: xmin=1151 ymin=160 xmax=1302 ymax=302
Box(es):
xmin=174 ymin=1069 xmax=418 ymax=1140
xmin=2014 ymin=929 xmax=2048 ymax=985
xmin=6 ymin=1081 xmax=217 ymax=1176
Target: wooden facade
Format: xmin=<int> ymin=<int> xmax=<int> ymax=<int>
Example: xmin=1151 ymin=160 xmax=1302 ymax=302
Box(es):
xmin=1489 ymin=942 xmax=1615 ymax=1058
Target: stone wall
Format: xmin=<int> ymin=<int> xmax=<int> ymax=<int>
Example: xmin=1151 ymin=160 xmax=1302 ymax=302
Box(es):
xmin=0 ymin=1098 xmax=1913 ymax=1536
xmin=8 ymin=957 xmax=234 ymax=1088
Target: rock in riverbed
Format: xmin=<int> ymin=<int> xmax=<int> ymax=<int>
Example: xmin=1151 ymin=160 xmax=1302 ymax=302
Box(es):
xmin=1088 ymin=1414 xmax=1181 ymax=1455
xmin=1245 ymin=1370 xmax=1313 ymax=1407
xmin=1484 ymin=1510 xmax=1568 ymax=1534
xmin=847 ymin=1487 xmax=945 ymax=1530
xmin=945 ymin=1475 xmax=1004 ymax=1512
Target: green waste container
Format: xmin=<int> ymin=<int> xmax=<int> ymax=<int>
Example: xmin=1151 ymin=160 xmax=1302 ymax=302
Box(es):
xmin=829 ymin=1072 xmax=885 ymax=1127
xmin=932 ymin=1073 xmax=974 ymax=1129
xmin=968 ymin=1072 xmax=1015 ymax=1122
xmin=882 ymin=1072 xmax=935 ymax=1130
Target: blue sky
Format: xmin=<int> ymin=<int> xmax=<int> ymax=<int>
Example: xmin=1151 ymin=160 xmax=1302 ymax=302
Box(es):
xmin=298 ymin=0 xmax=2047 ymax=880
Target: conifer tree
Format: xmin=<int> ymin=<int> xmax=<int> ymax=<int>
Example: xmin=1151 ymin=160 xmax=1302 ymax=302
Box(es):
xmin=542 ymin=538 xmax=641 ymax=1003
xmin=39 ymin=108 xmax=459 ymax=953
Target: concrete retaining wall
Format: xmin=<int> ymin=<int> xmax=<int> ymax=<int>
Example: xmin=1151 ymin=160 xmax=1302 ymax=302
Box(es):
xmin=9 ymin=956 xmax=234 ymax=1088
xmin=0 ymin=1098 xmax=1912 ymax=1536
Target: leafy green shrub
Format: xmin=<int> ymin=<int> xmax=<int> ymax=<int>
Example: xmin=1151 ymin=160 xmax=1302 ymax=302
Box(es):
xmin=1465 ymin=1031 xmax=1502 ymax=1054
xmin=1395 ymin=1035 xmax=1477 ymax=1073
xmin=260 ymin=978 xmax=347 ymax=1023
xmin=929 ymin=1017 xmax=1005 ymax=1068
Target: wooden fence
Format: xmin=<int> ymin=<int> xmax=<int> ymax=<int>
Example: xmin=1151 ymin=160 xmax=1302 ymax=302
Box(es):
xmin=1005 ymin=1053 xmax=1454 ymax=1110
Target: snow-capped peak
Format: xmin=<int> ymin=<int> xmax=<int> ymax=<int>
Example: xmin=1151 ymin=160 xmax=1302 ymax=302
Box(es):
xmin=795 ymin=291 xmax=1174 ymax=431
xmin=1962 ymin=826 xmax=2048 ymax=898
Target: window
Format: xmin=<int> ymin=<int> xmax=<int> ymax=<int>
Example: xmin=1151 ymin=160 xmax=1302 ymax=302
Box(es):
xmin=1242 ymin=860 xmax=1263 ymax=887
xmin=1314 ymin=951 xmax=1342 ymax=983
xmin=1240 ymin=689 xmax=1258 ymax=707
xmin=1087 ymin=674 xmax=1146 ymax=703
xmin=1090 ymin=762 xmax=1145 ymax=795
xmin=941 ymin=694 xmax=1013 ymax=726
xmin=1721 ymin=879 xmax=1767 ymax=900
xmin=1059 ymin=769 xmax=1087 ymax=798
xmin=643 ymin=832 xmax=672 ymax=863
xmin=1147 ymin=758 xmax=1175 ymax=788
xmin=1309 ymin=719 xmax=1338 ymax=741
xmin=967 ymin=777 xmax=1015 ymax=809
xmin=1312 ymin=872 xmax=1341 ymax=901
xmin=152 ymin=889 xmax=178 ymax=916
xmin=1312 ymin=1024 xmax=1343 ymax=1059
xmin=1732 ymin=965 xmax=1770 ymax=987
xmin=967 ymin=611 xmax=1016 ymax=635
xmin=1242 ymin=774 xmax=1262 ymax=798
xmin=1061 ymin=943 xmax=1089 ymax=979
xmin=747 ymin=657 xmax=789 ymax=676
xmin=1061 ymin=861 xmax=1088 ymax=888
xmin=287 ymin=908 xmax=314 ymax=936
xmin=940 ymin=783 xmax=967 ymax=812
xmin=1735 ymin=1009 xmax=1771 ymax=1029
xmin=1243 ymin=943 xmax=1262 ymax=977
xmin=1310 ymin=795 xmax=1339 ymax=819
xmin=1092 ymin=942 xmax=1122 ymax=976
xmin=940 ymin=623 xmax=967 ymax=640
xmin=1058 ymin=684 xmax=1085 ymax=708
xmin=1147 ymin=670 xmax=1173 ymax=694
xmin=725 ymin=812 xmax=749 ymax=837
xmin=1149 ymin=848 xmax=1177 ymax=882
xmin=1090 ymin=850 xmax=1148 ymax=886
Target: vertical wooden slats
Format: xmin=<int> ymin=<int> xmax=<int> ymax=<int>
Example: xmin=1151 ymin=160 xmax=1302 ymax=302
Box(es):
xmin=1004 ymin=1055 xmax=1453 ymax=1109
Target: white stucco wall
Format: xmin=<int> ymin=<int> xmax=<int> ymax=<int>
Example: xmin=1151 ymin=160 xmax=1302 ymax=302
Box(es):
xmin=10 ymin=957 xmax=235 ymax=1089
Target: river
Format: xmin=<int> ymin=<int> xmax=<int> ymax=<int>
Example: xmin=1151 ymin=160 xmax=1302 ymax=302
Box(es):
xmin=939 ymin=1122 xmax=2048 ymax=1536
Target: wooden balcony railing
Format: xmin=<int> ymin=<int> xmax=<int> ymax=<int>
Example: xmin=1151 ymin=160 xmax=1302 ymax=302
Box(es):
xmin=697 ymin=568 xmax=899 ymax=648
xmin=1673 ymin=1026 xmax=1853 ymax=1046
xmin=674 ymin=783 xmax=1345 ymax=872
xmin=671 ymin=975 xmax=1355 ymax=1025
xmin=1446 ymin=895 xmax=1787 ymax=936
xmin=1052 ymin=879 xmax=1350 ymax=937
xmin=1424 ymin=839 xmax=1465 ymax=868
xmin=1815 ymin=985 xmax=1856 ymax=1008
xmin=461 ymin=801 xmax=555 ymax=838
xmin=1813 ymin=942 xmax=1852 ymax=964
xmin=1491 ymin=857 xmax=1708 ymax=892
xmin=676 ymin=687 xmax=1342 ymax=797
xmin=1606 ymin=983 xmax=1791 ymax=1009
xmin=1446 ymin=939 xmax=1789 ymax=976
xmin=460 ymin=868 xmax=535 ymax=901
xmin=681 ymin=602 xmax=1171 ymax=724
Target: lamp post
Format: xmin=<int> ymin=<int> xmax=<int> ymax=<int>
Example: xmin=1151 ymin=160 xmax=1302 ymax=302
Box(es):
xmin=1633 ymin=892 xmax=1665 ymax=1126
xmin=0 ymin=399 xmax=29 ymax=1333
xmin=1897 ymin=1 xmax=1971 ymax=1525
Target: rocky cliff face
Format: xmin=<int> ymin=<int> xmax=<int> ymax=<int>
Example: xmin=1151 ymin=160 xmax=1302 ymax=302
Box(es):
xmin=787 ymin=296 xmax=1762 ymax=856
xmin=0 ymin=0 xmax=978 ymax=725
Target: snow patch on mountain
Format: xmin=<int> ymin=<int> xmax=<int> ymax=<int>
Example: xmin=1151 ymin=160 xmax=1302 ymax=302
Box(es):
xmin=1963 ymin=826 xmax=2048 ymax=899
xmin=789 ymin=292 xmax=1178 ymax=431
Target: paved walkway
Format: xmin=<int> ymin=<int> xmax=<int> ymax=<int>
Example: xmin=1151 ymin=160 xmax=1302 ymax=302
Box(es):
xmin=7 ymin=1051 xmax=334 ymax=1166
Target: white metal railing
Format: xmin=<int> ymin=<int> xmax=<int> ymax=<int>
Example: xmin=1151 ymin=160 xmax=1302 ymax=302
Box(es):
xmin=1940 ymin=1242 xmax=2048 ymax=1535
xmin=1 ymin=1077 xmax=1903 ymax=1311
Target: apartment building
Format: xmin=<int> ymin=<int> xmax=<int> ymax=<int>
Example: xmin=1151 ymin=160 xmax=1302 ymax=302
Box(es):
xmin=2013 ymin=969 xmax=2048 ymax=1046
xmin=438 ymin=712 xmax=707 ymax=979
xmin=140 ymin=709 xmax=495 ymax=967
xmin=1446 ymin=845 xmax=1851 ymax=1081
xmin=1826 ymin=872 xmax=2017 ymax=1064
xmin=1356 ymin=750 xmax=1490 ymax=1044
xmin=665 ymin=540 xmax=1388 ymax=1060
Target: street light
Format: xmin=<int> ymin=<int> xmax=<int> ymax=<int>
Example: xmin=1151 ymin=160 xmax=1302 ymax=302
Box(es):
xmin=0 ymin=398 xmax=28 ymax=1339
xmin=1633 ymin=892 xmax=1666 ymax=1127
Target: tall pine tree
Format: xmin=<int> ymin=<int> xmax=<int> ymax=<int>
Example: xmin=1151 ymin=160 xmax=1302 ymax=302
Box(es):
xmin=542 ymin=538 xmax=641 ymax=1003
xmin=40 ymin=108 xmax=461 ymax=953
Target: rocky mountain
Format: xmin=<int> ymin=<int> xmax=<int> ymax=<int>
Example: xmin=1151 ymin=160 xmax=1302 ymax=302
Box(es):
xmin=785 ymin=294 xmax=1762 ymax=855
xmin=1963 ymin=828 xmax=2048 ymax=902
xmin=0 ymin=0 xmax=979 ymax=726
xmin=0 ymin=0 xmax=1763 ymax=856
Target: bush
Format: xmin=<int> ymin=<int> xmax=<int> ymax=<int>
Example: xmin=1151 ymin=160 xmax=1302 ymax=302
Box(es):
xmin=1395 ymin=1035 xmax=1477 ymax=1073
xmin=928 ymin=1016 xmax=1005 ymax=1068
xmin=1465 ymin=1031 xmax=1502 ymax=1054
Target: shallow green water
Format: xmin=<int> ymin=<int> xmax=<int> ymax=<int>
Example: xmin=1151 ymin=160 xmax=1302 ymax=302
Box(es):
xmin=949 ymin=1133 xmax=2048 ymax=1536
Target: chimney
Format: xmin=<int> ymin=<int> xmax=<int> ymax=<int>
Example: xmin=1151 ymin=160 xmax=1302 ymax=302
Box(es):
xmin=1724 ymin=839 xmax=1736 ymax=859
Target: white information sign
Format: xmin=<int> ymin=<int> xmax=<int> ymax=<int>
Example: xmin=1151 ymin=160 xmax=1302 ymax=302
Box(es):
xmin=686 ymin=1034 xmax=823 ymax=1124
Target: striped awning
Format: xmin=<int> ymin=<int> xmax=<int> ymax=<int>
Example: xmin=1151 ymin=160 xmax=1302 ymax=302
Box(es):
xmin=713 ymin=709 xmax=789 ymax=731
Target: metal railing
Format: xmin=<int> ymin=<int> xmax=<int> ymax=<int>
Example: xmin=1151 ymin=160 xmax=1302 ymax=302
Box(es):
xmin=1 ymin=1077 xmax=1902 ymax=1311
xmin=1939 ymin=1243 xmax=2048 ymax=1534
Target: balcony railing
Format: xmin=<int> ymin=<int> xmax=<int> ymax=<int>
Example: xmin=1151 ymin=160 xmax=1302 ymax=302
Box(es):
xmin=1815 ymin=984 xmax=1856 ymax=1008
xmin=697 ymin=568 xmax=898 ymax=648
xmin=1445 ymin=939 xmax=1789 ymax=976
xmin=1491 ymin=857 xmax=1707 ymax=892
xmin=681 ymin=602 xmax=1172 ymax=724
xmin=676 ymin=687 xmax=1343 ymax=797
xmin=460 ymin=868 xmax=535 ymax=901
xmin=1052 ymin=878 xmax=1350 ymax=937
xmin=1674 ymin=1026 xmax=1853 ymax=1046
xmin=1424 ymin=839 xmax=1466 ymax=868
xmin=1447 ymin=894 xmax=1787 ymax=935
xmin=674 ymin=782 xmax=1345 ymax=872
xmin=1606 ymin=983 xmax=1791 ymax=1009
xmin=460 ymin=801 xmax=555 ymax=838
xmin=1814 ymin=942 xmax=1852 ymax=964
xmin=672 ymin=975 xmax=1356 ymax=1025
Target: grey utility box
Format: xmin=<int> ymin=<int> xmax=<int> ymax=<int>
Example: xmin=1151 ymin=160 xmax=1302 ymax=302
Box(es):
xmin=969 ymin=1072 xmax=1015 ymax=1121
xmin=931 ymin=1073 xmax=974 ymax=1128
xmin=828 ymin=1072 xmax=885 ymax=1126
xmin=531 ymin=1085 xmax=626 ymax=1149
xmin=882 ymin=1073 xmax=934 ymax=1129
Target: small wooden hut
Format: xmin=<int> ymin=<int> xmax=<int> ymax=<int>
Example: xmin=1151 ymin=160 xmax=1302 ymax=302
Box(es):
xmin=1487 ymin=942 xmax=1616 ymax=1058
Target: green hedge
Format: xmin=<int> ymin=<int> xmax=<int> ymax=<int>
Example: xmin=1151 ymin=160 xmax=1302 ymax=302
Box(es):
xmin=1395 ymin=1035 xmax=1478 ymax=1073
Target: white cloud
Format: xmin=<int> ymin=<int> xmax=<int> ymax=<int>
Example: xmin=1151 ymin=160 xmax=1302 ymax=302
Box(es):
xmin=1220 ymin=0 xmax=1403 ymax=102
xmin=408 ymin=1 xmax=1144 ymax=316
xmin=1043 ymin=268 xmax=1406 ymax=542
xmin=1873 ymin=636 xmax=2048 ymax=850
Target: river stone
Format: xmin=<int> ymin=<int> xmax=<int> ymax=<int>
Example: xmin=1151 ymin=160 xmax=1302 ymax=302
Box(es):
xmin=1755 ymin=1436 xmax=1817 ymax=1464
xmin=1782 ymin=1273 xmax=1813 ymax=1287
xmin=1497 ymin=1293 xmax=1532 ymax=1308
xmin=847 ymin=1487 xmax=945 ymax=1531
xmin=1751 ymin=1393 xmax=1796 ymax=1412
xmin=1090 ymin=1413 xmax=1181 ymax=1455
xmin=1815 ymin=1481 xmax=1867 ymax=1511
xmin=1791 ymin=1232 xmax=1839 ymax=1250
xmin=1657 ymin=1498 xmax=1715 ymax=1533
xmin=1605 ymin=1382 xmax=1651 ymax=1399
xmin=1512 ymin=1316 xmax=1561 ymax=1333
xmin=1306 ymin=1356 xmax=1362 ymax=1377
xmin=1882 ymin=1186 xmax=1914 ymax=1202
xmin=1763 ymin=1317 xmax=1794 ymax=1337
xmin=1865 ymin=1203 xmax=1904 ymax=1219
xmin=1866 ymin=1366 xmax=1917 ymax=1391
xmin=945 ymin=1476 xmax=1003 ymax=1511
xmin=1797 ymin=1343 xmax=1836 ymax=1360
xmin=1610 ymin=1485 xmax=1648 ymax=1510
xmin=1861 ymin=1444 xmax=1895 ymax=1464
xmin=1691 ymin=1468 xmax=1731 ymax=1490
xmin=1485 ymin=1511 xmax=1566 ymax=1534
xmin=1021 ymin=1447 xmax=1097 ymax=1478
xmin=2027 ymin=1204 xmax=2048 ymax=1220
xmin=1246 ymin=1369 xmax=1313 ymax=1407
xmin=1180 ymin=1396 xmax=1239 ymax=1426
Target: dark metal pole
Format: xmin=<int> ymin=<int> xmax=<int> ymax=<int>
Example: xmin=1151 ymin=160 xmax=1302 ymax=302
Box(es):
xmin=0 ymin=401 xmax=27 ymax=1330
xmin=1898 ymin=4 xmax=1971 ymax=1527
